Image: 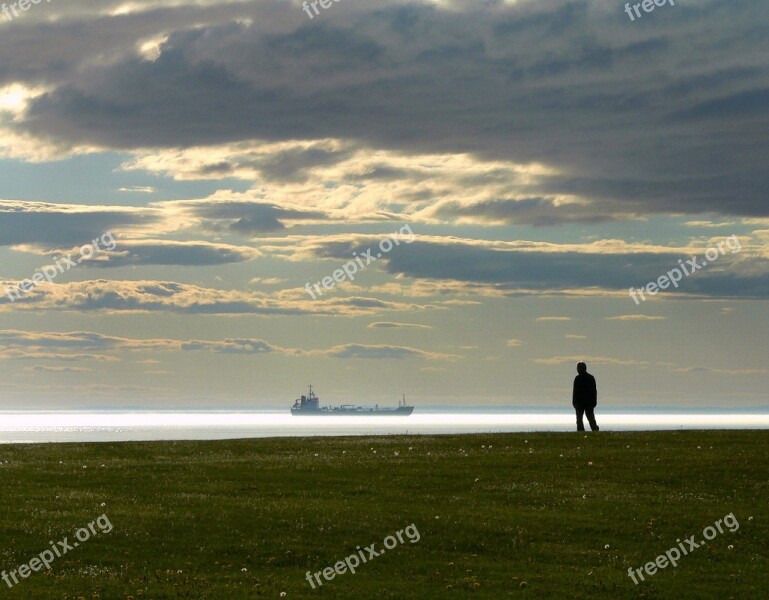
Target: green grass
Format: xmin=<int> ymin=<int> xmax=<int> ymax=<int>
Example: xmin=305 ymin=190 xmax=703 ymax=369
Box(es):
xmin=0 ymin=430 xmax=767 ymax=599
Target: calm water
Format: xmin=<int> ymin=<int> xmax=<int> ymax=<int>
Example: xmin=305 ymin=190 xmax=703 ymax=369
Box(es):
xmin=1 ymin=410 xmax=768 ymax=443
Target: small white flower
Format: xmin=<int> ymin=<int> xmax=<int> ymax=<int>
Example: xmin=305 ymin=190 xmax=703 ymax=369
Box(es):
xmin=488 ymin=445 xmax=492 ymax=448
xmin=100 ymin=502 xmax=106 ymax=507
xmin=373 ymin=450 xmax=377 ymax=454
xmin=604 ymin=544 xmax=610 ymax=549
xmin=241 ymin=567 xmax=247 ymax=572
xmin=728 ymin=545 xmax=734 ymax=550
xmin=82 ymin=465 xmax=87 ymax=469
xmin=280 ymin=592 xmax=287 ymax=597
xmin=748 ymin=516 xmax=753 ymax=521
xmin=588 ymin=462 xmax=593 ymax=466
xmin=474 ymin=478 xmax=480 ymax=482
xmin=314 ymin=453 xmax=318 ymax=457
xmin=435 ymin=515 xmax=440 ymax=519
xmin=408 ymin=447 xmax=413 ymax=450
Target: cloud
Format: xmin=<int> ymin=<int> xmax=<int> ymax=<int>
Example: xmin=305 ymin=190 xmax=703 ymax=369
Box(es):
xmin=534 ymin=355 xmax=655 ymax=366
xmin=534 ymin=355 xmax=759 ymax=377
xmin=0 ymin=280 xmax=428 ymax=316
xmin=0 ymin=350 xmax=120 ymax=362
xmin=165 ymin=199 xmax=329 ymax=234
xmin=118 ymin=186 xmax=157 ymax=193
xmin=4 ymin=0 xmax=767 ymax=220
xmin=291 ymin=235 xmax=769 ymax=300
xmin=0 ymin=330 xmax=454 ymax=362
xmin=536 ymin=316 xmax=572 ymax=322
xmin=605 ymin=315 xmax=667 ymax=321
xmin=248 ymin=277 xmax=288 ymax=286
xmin=671 ymin=366 xmax=767 ymax=376
xmin=506 ymin=338 xmax=524 ymax=347
xmin=433 ymin=197 xmax=627 ymax=226
xmin=318 ymin=344 xmax=459 ymax=361
xmin=367 ymin=321 xmax=432 ymax=329
xmin=0 ymin=200 xmax=157 ymax=247
xmin=22 ymin=366 xmax=91 ymax=374
xmin=123 ymin=139 xmax=358 ymax=183
xmin=78 ymin=240 xmax=260 ymax=267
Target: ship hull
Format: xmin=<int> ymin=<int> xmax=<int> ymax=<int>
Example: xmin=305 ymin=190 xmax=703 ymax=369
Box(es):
xmin=291 ymin=406 xmax=414 ymax=416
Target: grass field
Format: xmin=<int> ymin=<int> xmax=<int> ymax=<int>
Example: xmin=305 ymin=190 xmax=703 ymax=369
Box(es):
xmin=0 ymin=430 xmax=767 ymax=599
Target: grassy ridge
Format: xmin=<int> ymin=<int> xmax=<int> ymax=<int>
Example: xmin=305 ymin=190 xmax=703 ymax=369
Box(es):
xmin=0 ymin=430 xmax=767 ymax=599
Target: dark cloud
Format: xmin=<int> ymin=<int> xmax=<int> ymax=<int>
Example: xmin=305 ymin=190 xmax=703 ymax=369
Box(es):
xmin=367 ymin=321 xmax=431 ymax=329
xmin=82 ymin=241 xmax=259 ymax=267
xmin=383 ymin=242 xmax=673 ymax=289
xmin=305 ymin=236 xmax=769 ymax=299
xmin=0 ymin=201 xmax=155 ymax=247
xmin=244 ymin=145 xmax=356 ymax=182
xmin=435 ymin=197 xmax=625 ymax=226
xmin=7 ymin=0 xmax=768 ymax=219
xmin=176 ymin=200 xmax=328 ymax=234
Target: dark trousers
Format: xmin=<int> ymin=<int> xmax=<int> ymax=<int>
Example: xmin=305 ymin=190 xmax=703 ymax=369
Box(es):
xmin=575 ymin=406 xmax=599 ymax=431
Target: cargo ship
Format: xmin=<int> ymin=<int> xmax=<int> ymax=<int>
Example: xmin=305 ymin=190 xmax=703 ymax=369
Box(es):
xmin=291 ymin=386 xmax=414 ymax=416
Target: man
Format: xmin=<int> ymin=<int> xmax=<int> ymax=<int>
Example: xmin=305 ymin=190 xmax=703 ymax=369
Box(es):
xmin=572 ymin=362 xmax=599 ymax=432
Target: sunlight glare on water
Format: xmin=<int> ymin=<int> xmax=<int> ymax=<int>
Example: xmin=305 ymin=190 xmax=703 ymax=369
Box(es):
xmin=0 ymin=410 xmax=768 ymax=443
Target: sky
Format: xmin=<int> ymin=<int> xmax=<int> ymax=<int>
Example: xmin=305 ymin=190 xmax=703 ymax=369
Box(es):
xmin=0 ymin=0 xmax=767 ymax=409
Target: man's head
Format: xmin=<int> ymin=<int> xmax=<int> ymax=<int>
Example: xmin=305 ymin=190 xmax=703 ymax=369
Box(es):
xmin=576 ymin=362 xmax=587 ymax=374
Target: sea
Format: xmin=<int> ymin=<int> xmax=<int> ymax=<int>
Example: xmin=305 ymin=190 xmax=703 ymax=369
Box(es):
xmin=0 ymin=408 xmax=768 ymax=443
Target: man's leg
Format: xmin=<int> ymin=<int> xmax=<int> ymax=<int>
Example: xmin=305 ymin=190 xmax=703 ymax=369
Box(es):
xmin=575 ymin=407 xmax=585 ymax=431
xmin=585 ymin=407 xmax=599 ymax=431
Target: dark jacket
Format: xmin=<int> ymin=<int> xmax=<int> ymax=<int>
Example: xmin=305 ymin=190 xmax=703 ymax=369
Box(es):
xmin=573 ymin=373 xmax=597 ymax=408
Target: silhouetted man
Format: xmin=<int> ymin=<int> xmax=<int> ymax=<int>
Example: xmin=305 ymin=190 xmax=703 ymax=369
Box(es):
xmin=573 ymin=362 xmax=599 ymax=432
